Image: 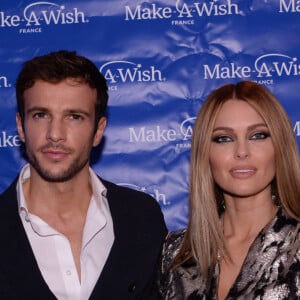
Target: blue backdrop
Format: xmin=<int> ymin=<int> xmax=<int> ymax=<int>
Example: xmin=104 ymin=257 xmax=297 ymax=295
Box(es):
xmin=0 ymin=0 xmax=299 ymax=231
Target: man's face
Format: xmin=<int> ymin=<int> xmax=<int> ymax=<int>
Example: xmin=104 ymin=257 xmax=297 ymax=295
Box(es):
xmin=16 ymin=79 xmax=106 ymax=182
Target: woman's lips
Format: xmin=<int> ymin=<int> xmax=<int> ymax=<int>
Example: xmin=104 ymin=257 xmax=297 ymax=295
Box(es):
xmin=230 ymin=167 xmax=256 ymax=179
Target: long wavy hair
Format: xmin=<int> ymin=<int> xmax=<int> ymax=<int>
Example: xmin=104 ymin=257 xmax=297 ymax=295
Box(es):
xmin=172 ymin=80 xmax=300 ymax=276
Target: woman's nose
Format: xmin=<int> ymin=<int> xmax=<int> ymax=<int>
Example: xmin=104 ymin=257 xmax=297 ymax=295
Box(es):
xmin=235 ymin=140 xmax=249 ymax=159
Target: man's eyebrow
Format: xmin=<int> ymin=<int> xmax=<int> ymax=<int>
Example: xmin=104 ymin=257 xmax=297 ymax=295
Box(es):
xmin=26 ymin=106 xmax=48 ymax=114
xmin=25 ymin=107 xmax=92 ymax=117
xmin=67 ymin=109 xmax=92 ymax=117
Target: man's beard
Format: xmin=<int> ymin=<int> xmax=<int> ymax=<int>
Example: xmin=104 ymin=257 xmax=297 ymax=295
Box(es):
xmin=26 ymin=148 xmax=89 ymax=183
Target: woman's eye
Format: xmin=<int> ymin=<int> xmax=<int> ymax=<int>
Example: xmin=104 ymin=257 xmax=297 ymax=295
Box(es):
xmin=250 ymin=132 xmax=270 ymax=140
xmin=212 ymin=135 xmax=233 ymax=143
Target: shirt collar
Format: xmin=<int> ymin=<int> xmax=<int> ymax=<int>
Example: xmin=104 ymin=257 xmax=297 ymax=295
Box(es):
xmin=17 ymin=163 xmax=109 ymax=237
xmin=17 ymin=164 xmax=31 ymax=219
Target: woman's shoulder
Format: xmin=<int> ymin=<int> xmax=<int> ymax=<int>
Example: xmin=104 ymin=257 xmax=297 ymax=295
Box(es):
xmin=164 ymin=228 xmax=186 ymax=254
xmin=166 ymin=228 xmax=186 ymax=246
xmin=272 ymin=208 xmax=300 ymax=250
xmin=160 ymin=229 xmax=187 ymax=272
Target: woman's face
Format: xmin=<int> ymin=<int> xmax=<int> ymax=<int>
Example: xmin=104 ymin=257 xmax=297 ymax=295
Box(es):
xmin=209 ymin=99 xmax=275 ymax=199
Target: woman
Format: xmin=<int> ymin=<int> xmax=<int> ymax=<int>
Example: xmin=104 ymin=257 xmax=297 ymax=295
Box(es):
xmin=153 ymin=81 xmax=300 ymax=299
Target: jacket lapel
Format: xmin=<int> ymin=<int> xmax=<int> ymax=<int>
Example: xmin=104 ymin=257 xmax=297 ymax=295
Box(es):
xmin=89 ymin=180 xmax=156 ymax=299
xmin=0 ymin=180 xmax=56 ymax=299
xmin=227 ymin=208 xmax=298 ymax=298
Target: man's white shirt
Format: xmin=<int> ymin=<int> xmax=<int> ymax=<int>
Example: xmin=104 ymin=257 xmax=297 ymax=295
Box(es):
xmin=17 ymin=164 xmax=114 ymax=300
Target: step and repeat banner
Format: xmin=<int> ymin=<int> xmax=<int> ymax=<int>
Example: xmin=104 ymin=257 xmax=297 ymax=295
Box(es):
xmin=0 ymin=0 xmax=299 ymax=231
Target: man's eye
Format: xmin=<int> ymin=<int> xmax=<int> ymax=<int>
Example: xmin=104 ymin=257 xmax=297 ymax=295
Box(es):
xmin=212 ymin=135 xmax=233 ymax=143
xmin=69 ymin=114 xmax=83 ymax=121
xmin=33 ymin=112 xmax=47 ymax=119
xmin=250 ymin=132 xmax=270 ymax=140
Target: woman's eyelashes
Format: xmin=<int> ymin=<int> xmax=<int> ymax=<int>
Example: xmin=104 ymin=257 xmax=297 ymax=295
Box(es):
xmin=212 ymin=135 xmax=233 ymax=143
xmin=249 ymin=131 xmax=271 ymax=140
xmin=212 ymin=131 xmax=271 ymax=144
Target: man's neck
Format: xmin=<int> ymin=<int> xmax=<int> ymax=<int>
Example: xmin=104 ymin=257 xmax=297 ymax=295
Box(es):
xmin=22 ymin=166 xmax=93 ymax=279
xmin=23 ymin=166 xmax=92 ymax=218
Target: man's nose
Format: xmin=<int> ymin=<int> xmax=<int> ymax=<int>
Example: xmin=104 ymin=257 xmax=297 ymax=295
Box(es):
xmin=46 ymin=118 xmax=66 ymax=142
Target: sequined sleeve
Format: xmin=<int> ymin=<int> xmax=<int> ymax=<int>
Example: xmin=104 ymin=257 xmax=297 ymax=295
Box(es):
xmin=151 ymin=229 xmax=186 ymax=299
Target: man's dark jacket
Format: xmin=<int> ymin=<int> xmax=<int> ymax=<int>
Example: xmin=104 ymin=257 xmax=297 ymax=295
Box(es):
xmin=0 ymin=177 xmax=167 ymax=299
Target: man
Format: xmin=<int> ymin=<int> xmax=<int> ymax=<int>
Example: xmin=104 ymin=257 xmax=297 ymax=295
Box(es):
xmin=0 ymin=50 xmax=167 ymax=299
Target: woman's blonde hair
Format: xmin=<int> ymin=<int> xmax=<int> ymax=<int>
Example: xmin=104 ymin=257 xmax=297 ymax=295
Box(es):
xmin=173 ymin=80 xmax=300 ymax=276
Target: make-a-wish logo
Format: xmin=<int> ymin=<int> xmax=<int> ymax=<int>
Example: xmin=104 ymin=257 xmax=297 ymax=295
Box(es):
xmin=128 ymin=116 xmax=196 ymax=153
xmin=0 ymin=1 xmax=88 ymax=34
xmin=180 ymin=117 xmax=195 ymax=141
xmin=203 ymin=53 xmax=300 ymax=82
xmin=117 ymin=182 xmax=170 ymax=205
xmin=100 ymin=60 xmax=165 ymax=91
xmin=0 ymin=131 xmax=22 ymax=148
xmin=125 ymin=0 xmax=240 ymax=23
xmin=0 ymin=74 xmax=11 ymax=88
xmin=279 ymin=0 xmax=300 ymax=13
xmin=175 ymin=116 xmax=196 ymax=153
xmin=293 ymin=121 xmax=300 ymax=137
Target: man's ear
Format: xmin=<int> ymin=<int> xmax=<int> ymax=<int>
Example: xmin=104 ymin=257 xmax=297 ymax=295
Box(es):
xmin=16 ymin=113 xmax=25 ymax=142
xmin=93 ymin=116 xmax=107 ymax=147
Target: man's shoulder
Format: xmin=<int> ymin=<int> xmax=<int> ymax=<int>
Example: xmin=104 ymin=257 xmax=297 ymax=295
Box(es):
xmin=0 ymin=178 xmax=18 ymax=200
xmin=0 ymin=178 xmax=19 ymax=226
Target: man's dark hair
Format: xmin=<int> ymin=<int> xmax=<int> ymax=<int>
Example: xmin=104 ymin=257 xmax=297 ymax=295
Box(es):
xmin=16 ymin=50 xmax=108 ymax=128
